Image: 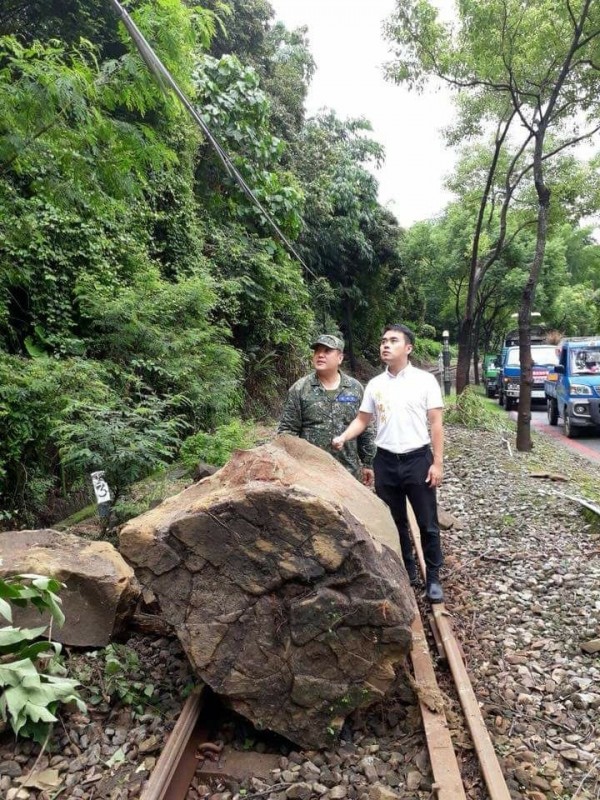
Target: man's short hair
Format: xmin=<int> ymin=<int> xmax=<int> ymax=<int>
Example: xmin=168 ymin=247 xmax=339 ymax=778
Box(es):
xmin=383 ymin=324 xmax=415 ymax=346
xmin=311 ymin=334 xmax=344 ymax=351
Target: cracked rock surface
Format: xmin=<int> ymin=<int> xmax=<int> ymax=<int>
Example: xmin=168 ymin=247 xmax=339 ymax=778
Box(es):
xmin=119 ymin=436 xmax=415 ymax=749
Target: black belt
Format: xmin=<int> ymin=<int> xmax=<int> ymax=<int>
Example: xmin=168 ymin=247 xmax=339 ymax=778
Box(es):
xmin=376 ymin=444 xmax=429 ymax=460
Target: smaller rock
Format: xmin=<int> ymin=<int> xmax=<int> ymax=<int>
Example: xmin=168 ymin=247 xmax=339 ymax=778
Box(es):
xmin=193 ymin=461 xmax=218 ymax=481
xmin=560 ymin=749 xmax=581 ymax=763
xmin=0 ymin=761 xmax=22 ymax=778
xmin=406 ymin=771 xmax=422 ymax=791
xmin=573 ymin=693 xmax=600 ymax=710
xmin=581 ymin=638 xmax=600 ymax=654
xmin=368 ymin=786 xmax=401 ymax=800
xmin=0 ymin=530 xmax=139 ymax=647
xmin=7 ymin=789 xmax=30 ymax=800
xmin=138 ymin=736 xmax=161 ymax=754
xmin=67 ymin=754 xmax=88 ymax=774
xmin=301 ymin=761 xmax=321 ymax=780
xmin=286 ymin=784 xmax=313 ymax=800
xmin=530 ymin=775 xmax=551 ymax=791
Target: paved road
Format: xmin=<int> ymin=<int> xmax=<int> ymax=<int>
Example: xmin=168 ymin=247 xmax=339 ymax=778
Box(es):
xmin=505 ymin=404 xmax=600 ymax=463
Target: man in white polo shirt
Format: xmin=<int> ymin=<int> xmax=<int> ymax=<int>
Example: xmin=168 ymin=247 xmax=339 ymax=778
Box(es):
xmin=332 ymin=324 xmax=445 ymax=602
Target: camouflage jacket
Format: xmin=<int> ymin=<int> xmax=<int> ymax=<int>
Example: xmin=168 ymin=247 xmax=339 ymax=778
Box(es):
xmin=277 ymin=371 xmax=376 ymax=479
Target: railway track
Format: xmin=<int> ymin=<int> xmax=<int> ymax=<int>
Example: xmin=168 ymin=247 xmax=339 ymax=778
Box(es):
xmin=140 ymin=503 xmax=512 ymax=800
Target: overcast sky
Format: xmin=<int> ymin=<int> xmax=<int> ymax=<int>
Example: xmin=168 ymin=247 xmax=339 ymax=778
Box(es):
xmin=269 ymin=0 xmax=457 ymax=228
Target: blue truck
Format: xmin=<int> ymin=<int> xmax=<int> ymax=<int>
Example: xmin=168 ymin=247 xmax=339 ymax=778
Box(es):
xmin=498 ymin=343 xmax=558 ymax=411
xmin=545 ymin=337 xmax=600 ymax=437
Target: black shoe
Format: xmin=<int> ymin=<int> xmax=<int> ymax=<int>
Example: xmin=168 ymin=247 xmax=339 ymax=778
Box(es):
xmin=406 ymin=561 xmax=419 ymax=586
xmin=426 ymin=577 xmax=444 ymax=603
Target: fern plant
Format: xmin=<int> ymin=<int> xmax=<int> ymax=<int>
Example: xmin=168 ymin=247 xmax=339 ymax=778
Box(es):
xmin=0 ymin=574 xmax=85 ymax=742
xmin=179 ymin=419 xmax=257 ymax=469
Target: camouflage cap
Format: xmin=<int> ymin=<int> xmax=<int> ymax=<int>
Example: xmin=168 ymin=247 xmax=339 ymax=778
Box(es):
xmin=311 ymin=334 xmax=344 ymax=351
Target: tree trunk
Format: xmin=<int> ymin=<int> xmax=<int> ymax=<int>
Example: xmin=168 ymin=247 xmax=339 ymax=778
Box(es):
xmin=472 ymin=310 xmax=481 ymax=385
xmin=455 ymin=115 xmax=516 ymax=394
xmin=120 ymin=436 xmax=415 ymax=749
xmin=516 ymin=134 xmax=551 ymax=452
xmin=342 ymin=294 xmax=356 ymax=373
xmin=456 ymin=317 xmax=473 ymax=394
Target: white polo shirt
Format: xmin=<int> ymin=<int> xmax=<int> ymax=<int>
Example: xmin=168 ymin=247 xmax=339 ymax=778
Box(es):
xmin=360 ymin=363 xmax=443 ymax=454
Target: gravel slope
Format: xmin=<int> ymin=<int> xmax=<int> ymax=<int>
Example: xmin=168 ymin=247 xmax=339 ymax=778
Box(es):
xmin=1 ymin=422 xmax=599 ymax=800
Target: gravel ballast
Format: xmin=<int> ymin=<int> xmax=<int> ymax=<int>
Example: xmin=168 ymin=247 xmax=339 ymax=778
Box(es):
xmin=1 ymin=421 xmax=599 ymax=799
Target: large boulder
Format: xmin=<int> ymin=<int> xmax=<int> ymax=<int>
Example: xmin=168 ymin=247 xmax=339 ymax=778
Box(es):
xmin=0 ymin=529 xmax=140 ymax=646
xmin=120 ymin=435 xmax=415 ymax=748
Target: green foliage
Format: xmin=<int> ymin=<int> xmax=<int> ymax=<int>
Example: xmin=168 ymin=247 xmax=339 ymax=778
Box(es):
xmin=444 ymin=387 xmax=513 ymax=434
xmin=202 ymin=220 xmax=313 ymax=414
xmin=54 ymin=392 xmax=185 ymax=503
xmin=398 ymin=179 xmax=600 ymax=358
xmin=0 ymin=0 xmax=436 ymax=526
xmin=549 ymin=284 xmax=600 ymax=336
xmin=101 ymin=644 xmax=154 ymax=711
xmin=291 ymin=112 xmax=408 ymax=364
xmin=180 ymin=419 xmax=257 ymax=469
xmin=73 ymin=644 xmax=155 ymax=713
xmin=76 ymin=269 xmax=243 ymax=424
xmin=0 ymin=574 xmax=85 ymax=741
xmin=193 ymin=53 xmax=304 ymax=237
xmin=411 ymin=336 xmax=441 ymax=365
xmin=0 ymin=5 xmax=249 ymax=523
xmin=385 ymin=0 xmax=600 ymax=409
xmin=0 ymin=355 xmax=107 ymax=525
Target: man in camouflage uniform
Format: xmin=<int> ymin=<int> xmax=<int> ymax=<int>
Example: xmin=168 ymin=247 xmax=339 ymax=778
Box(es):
xmin=278 ymin=334 xmax=375 ymax=484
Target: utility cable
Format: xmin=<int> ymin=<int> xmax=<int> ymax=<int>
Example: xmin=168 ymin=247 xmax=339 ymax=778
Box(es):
xmin=106 ymin=0 xmax=318 ymax=280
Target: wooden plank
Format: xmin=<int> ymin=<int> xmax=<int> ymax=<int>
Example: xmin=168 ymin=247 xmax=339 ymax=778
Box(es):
xmin=408 ymin=504 xmax=512 ymax=800
xmin=431 ymin=605 xmax=512 ymax=800
xmin=410 ymin=611 xmax=468 ymax=800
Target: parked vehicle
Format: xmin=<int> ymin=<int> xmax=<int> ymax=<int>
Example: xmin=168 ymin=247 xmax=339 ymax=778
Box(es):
xmin=482 ymin=354 xmax=500 ymax=397
xmin=496 ymin=326 xmax=549 ymax=403
xmin=502 ymin=325 xmax=548 ymax=348
xmin=545 ymin=337 xmax=600 ymax=438
xmin=498 ymin=344 xmax=558 ymax=411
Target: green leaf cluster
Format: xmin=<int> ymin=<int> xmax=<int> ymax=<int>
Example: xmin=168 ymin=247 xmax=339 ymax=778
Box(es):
xmin=0 ymin=574 xmax=85 ymax=741
xmin=179 ymin=418 xmax=257 ymax=468
xmin=74 ymin=644 xmax=155 ymax=714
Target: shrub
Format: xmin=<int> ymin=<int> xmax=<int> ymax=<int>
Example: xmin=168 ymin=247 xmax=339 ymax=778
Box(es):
xmin=420 ymin=323 xmax=437 ymax=339
xmin=412 ymin=336 xmax=441 ymax=364
xmin=179 ymin=419 xmax=257 ymax=469
xmin=54 ymin=393 xmax=186 ymax=503
xmin=444 ymin=387 xmax=513 ymax=433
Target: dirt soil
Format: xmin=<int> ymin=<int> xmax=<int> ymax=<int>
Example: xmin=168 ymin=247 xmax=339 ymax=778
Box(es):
xmin=1 ymin=421 xmax=599 ymax=800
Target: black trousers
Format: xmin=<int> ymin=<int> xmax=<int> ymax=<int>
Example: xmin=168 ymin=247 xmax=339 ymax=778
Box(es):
xmin=374 ymin=445 xmax=443 ymax=575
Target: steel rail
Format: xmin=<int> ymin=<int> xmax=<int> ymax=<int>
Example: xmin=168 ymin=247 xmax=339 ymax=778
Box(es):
xmin=140 ymin=686 xmax=206 ymax=800
xmin=143 ymin=632 xmax=470 ymax=800
xmin=408 ymin=504 xmax=513 ymax=800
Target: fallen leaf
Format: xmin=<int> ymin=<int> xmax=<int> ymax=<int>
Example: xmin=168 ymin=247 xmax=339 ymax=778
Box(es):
xmin=17 ymin=768 xmax=62 ymax=790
